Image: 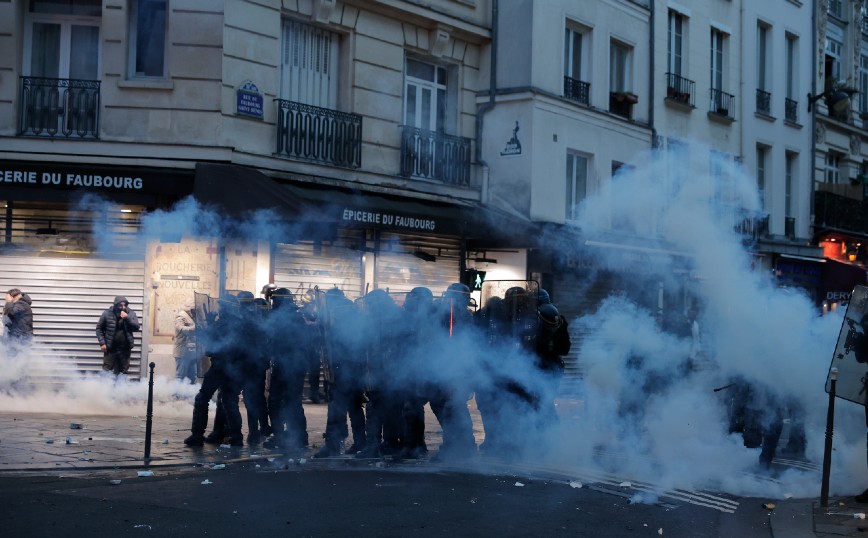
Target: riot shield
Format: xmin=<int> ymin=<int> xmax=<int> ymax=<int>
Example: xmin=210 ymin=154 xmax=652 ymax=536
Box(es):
xmin=480 ymin=280 xmax=541 ymax=350
xmin=826 ymin=284 xmax=868 ymax=405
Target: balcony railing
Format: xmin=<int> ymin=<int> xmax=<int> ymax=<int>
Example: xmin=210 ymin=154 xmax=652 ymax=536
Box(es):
xmin=399 ymin=126 xmax=472 ymax=187
xmin=756 ymin=89 xmax=771 ymax=115
xmin=735 ymin=213 xmax=770 ymax=242
xmin=563 ymin=76 xmax=590 ymax=106
xmin=785 ymin=216 xmax=796 ymax=239
xmin=18 ymin=76 xmax=100 ymax=138
xmin=665 ymin=73 xmax=694 ymax=106
xmin=275 ymin=99 xmax=362 ymax=169
xmin=785 ymin=98 xmax=798 ymax=123
xmin=814 ymin=190 xmax=868 ymax=233
xmin=710 ymin=88 xmax=735 ymax=119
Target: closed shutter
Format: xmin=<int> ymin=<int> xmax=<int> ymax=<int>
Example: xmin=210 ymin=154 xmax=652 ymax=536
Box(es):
xmin=0 ymin=255 xmax=145 ymax=381
xmin=375 ymin=233 xmax=461 ymax=297
xmin=274 ymin=229 xmax=364 ymax=299
xmin=552 ymin=269 xmax=616 ymax=395
xmin=281 ymin=19 xmax=338 ymax=109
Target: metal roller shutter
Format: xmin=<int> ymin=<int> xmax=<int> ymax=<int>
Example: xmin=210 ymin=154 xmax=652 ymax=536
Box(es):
xmin=0 ymin=255 xmax=146 ymax=381
xmin=552 ymin=270 xmax=616 ymax=395
xmin=274 ymin=229 xmax=364 ymax=300
xmin=375 ymin=232 xmax=461 ymax=298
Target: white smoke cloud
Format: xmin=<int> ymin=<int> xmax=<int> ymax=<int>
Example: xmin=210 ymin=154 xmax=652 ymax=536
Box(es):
xmin=2 ymin=144 xmax=865 ymax=503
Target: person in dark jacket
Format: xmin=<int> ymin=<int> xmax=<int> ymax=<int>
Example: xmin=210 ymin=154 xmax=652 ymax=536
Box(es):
xmin=3 ymin=288 xmax=34 ymax=355
xmin=95 ymin=296 xmax=140 ymax=375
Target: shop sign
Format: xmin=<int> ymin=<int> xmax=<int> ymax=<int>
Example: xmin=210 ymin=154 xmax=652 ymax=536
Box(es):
xmin=341 ymin=208 xmax=437 ymax=232
xmin=236 ymin=80 xmax=264 ymax=119
xmin=0 ymin=162 xmax=192 ymax=195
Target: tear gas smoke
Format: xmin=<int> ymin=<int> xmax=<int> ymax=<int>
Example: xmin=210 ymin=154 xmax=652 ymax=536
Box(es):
xmin=1 ymin=145 xmax=864 ymax=502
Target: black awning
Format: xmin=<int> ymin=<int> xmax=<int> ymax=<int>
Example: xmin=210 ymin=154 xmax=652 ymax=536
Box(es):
xmin=193 ymin=163 xmax=312 ymax=220
xmin=193 ymin=163 xmax=481 ymax=237
xmin=820 ymin=258 xmax=868 ymax=303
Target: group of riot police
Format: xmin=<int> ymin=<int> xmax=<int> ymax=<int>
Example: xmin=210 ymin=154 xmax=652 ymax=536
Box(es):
xmin=183 ymin=281 xmax=571 ymax=462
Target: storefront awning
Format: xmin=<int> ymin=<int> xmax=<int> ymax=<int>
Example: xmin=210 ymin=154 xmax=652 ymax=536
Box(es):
xmin=819 ymin=258 xmax=868 ymax=303
xmin=193 ymin=163 xmax=527 ymax=239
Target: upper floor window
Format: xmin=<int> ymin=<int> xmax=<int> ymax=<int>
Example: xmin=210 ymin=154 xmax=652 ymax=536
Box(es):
xmin=861 ymin=52 xmax=868 ymax=115
xmin=825 ymin=35 xmax=843 ymax=85
xmin=825 ymin=152 xmax=842 ymax=184
xmin=668 ymin=10 xmax=685 ymax=76
xmin=609 ymin=40 xmax=632 ymax=93
xmin=785 ymin=152 xmax=796 ymax=219
xmin=404 ymin=58 xmax=451 ymax=133
xmin=281 ymin=19 xmax=339 ymax=109
xmin=786 ymin=34 xmax=797 ymax=100
xmin=829 ymin=0 xmax=843 ymax=19
xmin=756 ymin=145 xmax=768 ymax=209
xmin=564 ymin=25 xmax=589 ymax=82
xmin=566 ymin=152 xmax=589 ymax=222
xmin=710 ymin=29 xmax=726 ymax=93
xmin=128 ymin=0 xmax=167 ymax=78
xmin=757 ymin=23 xmax=769 ymax=91
xmin=25 ymin=0 xmax=100 ymax=80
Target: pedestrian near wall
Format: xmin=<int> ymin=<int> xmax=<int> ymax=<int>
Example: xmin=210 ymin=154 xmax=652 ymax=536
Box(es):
xmin=95 ymin=296 xmax=140 ymax=376
xmin=2 ymin=288 xmax=34 ymax=356
xmin=174 ymin=297 xmax=198 ymax=383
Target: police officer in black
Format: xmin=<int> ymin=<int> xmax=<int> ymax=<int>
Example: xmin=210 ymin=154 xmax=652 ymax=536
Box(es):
xmin=427 ymin=283 xmax=477 ymax=461
xmin=184 ymin=293 xmax=246 ymax=447
xmin=263 ymin=288 xmax=309 ymax=452
xmin=313 ymin=288 xmax=367 ymax=457
xmin=396 ymin=286 xmax=435 ymax=459
xmin=354 ymin=289 xmax=404 ymax=458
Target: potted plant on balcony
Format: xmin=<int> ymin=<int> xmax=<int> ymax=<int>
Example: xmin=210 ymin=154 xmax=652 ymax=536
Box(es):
xmin=614 ymin=91 xmax=639 ymax=105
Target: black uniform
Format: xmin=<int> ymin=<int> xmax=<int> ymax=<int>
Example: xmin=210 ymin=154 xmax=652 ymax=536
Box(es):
xmin=264 ymin=290 xmax=309 ymax=451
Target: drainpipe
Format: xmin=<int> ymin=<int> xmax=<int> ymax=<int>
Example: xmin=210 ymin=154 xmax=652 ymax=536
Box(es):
xmin=649 ymin=0 xmax=655 ymax=146
xmin=809 ymin=0 xmax=817 ymax=246
xmin=476 ymin=0 xmax=498 ymax=205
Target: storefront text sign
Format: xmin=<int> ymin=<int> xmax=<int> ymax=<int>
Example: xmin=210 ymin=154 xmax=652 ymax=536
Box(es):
xmin=342 ymin=208 xmax=436 ymax=231
xmin=0 ymin=162 xmax=192 ymax=196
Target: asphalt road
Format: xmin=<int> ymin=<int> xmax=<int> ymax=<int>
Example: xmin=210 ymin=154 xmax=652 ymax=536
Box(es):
xmin=1 ymin=462 xmax=776 ymax=538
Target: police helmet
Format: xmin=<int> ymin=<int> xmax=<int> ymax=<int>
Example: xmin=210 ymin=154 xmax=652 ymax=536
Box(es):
xmin=538 ymin=303 xmax=561 ymax=326
xmin=444 ymin=283 xmax=471 ymax=306
xmin=261 ymin=283 xmax=277 ymax=299
xmin=271 ymin=287 xmax=294 ymax=309
xmin=405 ymin=287 xmax=433 ymax=311
xmin=236 ymin=290 xmax=255 ymax=308
xmin=325 ymin=287 xmax=345 ymax=299
xmin=538 ymin=288 xmax=551 ymax=305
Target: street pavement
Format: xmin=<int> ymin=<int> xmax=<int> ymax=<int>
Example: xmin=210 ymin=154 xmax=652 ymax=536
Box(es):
xmin=0 ymin=400 xmax=864 ymax=537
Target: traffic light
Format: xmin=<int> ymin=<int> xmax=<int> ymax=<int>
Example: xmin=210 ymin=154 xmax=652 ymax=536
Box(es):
xmin=463 ymin=269 xmax=486 ymax=291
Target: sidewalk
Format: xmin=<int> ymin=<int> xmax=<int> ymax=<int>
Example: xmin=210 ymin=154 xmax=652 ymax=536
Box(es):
xmin=0 ymin=404 xmax=860 ymax=538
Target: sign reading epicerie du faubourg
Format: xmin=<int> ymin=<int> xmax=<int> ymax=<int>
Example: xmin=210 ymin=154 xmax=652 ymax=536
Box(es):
xmin=1 ymin=168 xmax=144 ymax=190
xmin=342 ymin=208 xmax=437 ymax=231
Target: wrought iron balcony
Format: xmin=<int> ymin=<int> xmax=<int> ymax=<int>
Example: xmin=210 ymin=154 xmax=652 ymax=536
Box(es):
xmin=399 ymin=126 xmax=472 ymax=187
xmin=275 ymin=99 xmax=362 ymax=169
xmin=18 ymin=76 xmax=100 ymax=138
xmin=814 ymin=190 xmax=868 ymax=233
xmin=563 ymin=76 xmax=590 ymax=106
xmin=710 ymin=88 xmax=735 ymax=119
xmin=665 ymin=73 xmax=694 ymax=106
xmin=785 ymin=98 xmax=798 ymax=123
xmin=735 ymin=213 xmax=769 ymax=243
xmin=756 ymin=89 xmax=771 ymax=115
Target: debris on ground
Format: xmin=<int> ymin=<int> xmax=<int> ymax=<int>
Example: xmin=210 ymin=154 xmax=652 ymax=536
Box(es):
xmin=109 ymin=480 xmax=122 ymax=485
xmin=201 ymin=479 xmax=212 ymax=485
xmin=763 ymin=503 xmax=776 ymax=510
xmin=514 ymin=482 xmax=525 ymax=487
xmin=569 ymin=481 xmax=582 ymax=489
xmin=137 ymin=471 xmax=154 ymax=477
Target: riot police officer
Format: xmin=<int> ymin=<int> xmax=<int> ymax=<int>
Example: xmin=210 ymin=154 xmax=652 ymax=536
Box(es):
xmin=313 ymin=288 xmax=367 ymax=457
xmin=263 ymin=288 xmax=309 ymax=452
